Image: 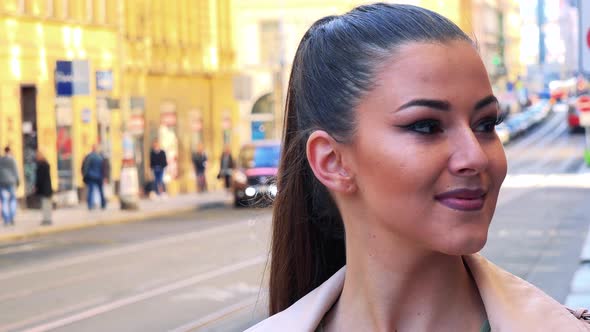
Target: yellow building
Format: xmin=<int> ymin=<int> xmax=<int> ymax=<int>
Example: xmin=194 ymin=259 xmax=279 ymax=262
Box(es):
xmin=0 ymin=0 xmax=120 ymax=205
xmin=232 ymin=0 xmax=364 ymax=144
xmin=0 ymin=0 xmax=237 ymax=205
xmin=122 ymin=0 xmax=236 ymax=194
xmin=412 ymin=0 xmax=523 ymax=87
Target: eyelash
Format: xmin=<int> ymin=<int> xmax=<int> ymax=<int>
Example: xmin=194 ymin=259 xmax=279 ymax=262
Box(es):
xmin=400 ymin=115 xmax=504 ymax=135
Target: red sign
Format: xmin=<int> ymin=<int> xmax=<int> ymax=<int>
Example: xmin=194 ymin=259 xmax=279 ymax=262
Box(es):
xmin=127 ymin=114 xmax=145 ymax=134
xmin=578 ymin=96 xmax=590 ymax=112
xmin=587 ymin=29 xmax=590 ymax=49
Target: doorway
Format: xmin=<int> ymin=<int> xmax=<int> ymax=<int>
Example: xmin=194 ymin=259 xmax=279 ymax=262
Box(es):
xmin=20 ymin=86 xmax=38 ymax=208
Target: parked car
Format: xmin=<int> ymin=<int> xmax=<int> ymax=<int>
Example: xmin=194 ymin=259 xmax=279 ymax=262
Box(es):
xmin=567 ymin=95 xmax=590 ymax=133
xmin=232 ymin=141 xmax=281 ymax=207
xmin=496 ymin=100 xmax=552 ymax=144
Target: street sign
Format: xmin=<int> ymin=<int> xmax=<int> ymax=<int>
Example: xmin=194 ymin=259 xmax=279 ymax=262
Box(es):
xmin=55 ymin=61 xmax=73 ymax=96
xmin=96 ymin=70 xmax=113 ymax=91
xmin=581 ymin=0 xmax=590 ymax=74
xmin=579 ymin=96 xmax=590 ymax=127
xmin=55 ymin=60 xmax=90 ymax=96
xmin=81 ymin=108 xmax=92 ymax=123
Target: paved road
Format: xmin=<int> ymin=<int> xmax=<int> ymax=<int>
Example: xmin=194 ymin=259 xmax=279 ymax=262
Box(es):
xmin=0 ymin=108 xmax=589 ymax=331
xmin=0 ymin=209 xmax=272 ymax=332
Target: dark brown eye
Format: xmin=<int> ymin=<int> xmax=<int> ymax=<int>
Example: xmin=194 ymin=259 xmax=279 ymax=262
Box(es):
xmin=401 ymin=119 xmax=443 ymax=135
xmin=474 ymin=116 xmax=503 ymax=133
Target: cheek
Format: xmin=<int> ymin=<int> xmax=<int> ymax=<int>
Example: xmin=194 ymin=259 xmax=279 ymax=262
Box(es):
xmin=488 ymin=143 xmax=508 ymax=185
xmin=353 ymin=136 xmax=445 ymax=207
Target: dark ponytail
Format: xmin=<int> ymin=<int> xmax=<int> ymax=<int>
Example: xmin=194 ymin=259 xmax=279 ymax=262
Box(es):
xmin=269 ymin=3 xmax=472 ymax=315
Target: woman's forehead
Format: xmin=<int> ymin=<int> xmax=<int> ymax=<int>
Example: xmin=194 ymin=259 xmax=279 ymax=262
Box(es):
xmin=369 ymin=41 xmax=490 ymax=97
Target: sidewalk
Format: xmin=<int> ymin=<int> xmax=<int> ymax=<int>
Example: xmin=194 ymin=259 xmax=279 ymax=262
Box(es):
xmin=565 ymin=163 xmax=590 ymax=308
xmin=0 ymin=191 xmax=231 ymax=243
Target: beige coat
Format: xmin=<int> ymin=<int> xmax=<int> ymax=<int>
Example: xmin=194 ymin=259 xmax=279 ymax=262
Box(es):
xmin=246 ymin=254 xmax=590 ymax=332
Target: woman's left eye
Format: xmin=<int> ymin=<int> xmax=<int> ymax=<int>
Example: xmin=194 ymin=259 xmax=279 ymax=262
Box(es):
xmin=474 ymin=115 xmax=503 ymax=133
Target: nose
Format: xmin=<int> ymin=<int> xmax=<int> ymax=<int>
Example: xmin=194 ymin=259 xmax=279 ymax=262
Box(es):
xmin=448 ymin=129 xmax=489 ymax=177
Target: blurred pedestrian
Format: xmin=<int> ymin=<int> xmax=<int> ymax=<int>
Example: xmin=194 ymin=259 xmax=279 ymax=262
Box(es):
xmin=34 ymin=150 xmax=53 ymax=225
xmin=82 ymin=144 xmax=107 ymax=210
xmin=0 ymin=146 xmax=19 ymax=226
xmin=191 ymin=143 xmax=208 ymax=192
xmin=247 ymin=4 xmax=590 ymax=332
xmin=149 ymin=140 xmax=167 ymax=196
xmin=217 ymin=145 xmax=234 ymax=191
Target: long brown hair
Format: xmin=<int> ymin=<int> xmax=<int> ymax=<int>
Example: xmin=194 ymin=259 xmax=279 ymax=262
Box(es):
xmin=269 ymin=3 xmax=472 ymax=315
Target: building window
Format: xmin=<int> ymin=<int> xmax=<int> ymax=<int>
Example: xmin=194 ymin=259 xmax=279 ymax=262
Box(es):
xmin=259 ymin=20 xmax=281 ymax=66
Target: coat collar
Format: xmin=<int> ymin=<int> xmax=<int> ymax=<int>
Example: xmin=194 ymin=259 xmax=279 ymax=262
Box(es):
xmin=247 ymin=254 xmax=590 ymax=332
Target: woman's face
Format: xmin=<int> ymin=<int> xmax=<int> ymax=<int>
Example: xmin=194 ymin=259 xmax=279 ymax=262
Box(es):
xmin=343 ymin=40 xmax=507 ymax=255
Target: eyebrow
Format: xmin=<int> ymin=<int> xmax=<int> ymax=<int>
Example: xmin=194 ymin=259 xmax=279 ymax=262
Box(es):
xmin=396 ymin=95 xmax=499 ymax=112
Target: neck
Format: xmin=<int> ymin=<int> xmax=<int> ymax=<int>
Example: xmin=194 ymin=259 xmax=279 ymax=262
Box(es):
xmin=324 ymin=220 xmax=486 ymax=332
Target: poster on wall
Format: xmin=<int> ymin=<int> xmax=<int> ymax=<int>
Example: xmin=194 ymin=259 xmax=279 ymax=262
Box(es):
xmin=55 ymin=98 xmax=74 ymax=191
xmin=56 ymin=126 xmax=73 ymax=191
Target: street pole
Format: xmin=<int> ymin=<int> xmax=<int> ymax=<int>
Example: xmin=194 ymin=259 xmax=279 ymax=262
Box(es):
xmin=274 ymin=0 xmax=286 ymax=141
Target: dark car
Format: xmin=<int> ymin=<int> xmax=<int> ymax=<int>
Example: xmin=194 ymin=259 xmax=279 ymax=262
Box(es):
xmin=232 ymin=141 xmax=280 ymax=207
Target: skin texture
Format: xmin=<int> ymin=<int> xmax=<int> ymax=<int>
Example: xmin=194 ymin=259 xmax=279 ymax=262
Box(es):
xmin=307 ymin=40 xmax=507 ymax=331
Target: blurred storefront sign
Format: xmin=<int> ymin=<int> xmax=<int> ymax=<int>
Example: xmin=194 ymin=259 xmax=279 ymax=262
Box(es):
xmin=55 ymin=60 xmax=90 ymax=97
xmin=251 ymin=121 xmax=266 ymax=140
xmin=81 ymin=108 xmax=92 ymax=123
xmin=96 ymin=70 xmax=114 ymax=91
xmin=127 ymin=114 xmax=145 ymax=135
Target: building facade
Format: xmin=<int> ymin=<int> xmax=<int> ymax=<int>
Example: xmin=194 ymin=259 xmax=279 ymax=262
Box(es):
xmin=233 ymin=0 xmax=523 ymax=144
xmin=122 ymin=0 xmax=236 ymax=195
xmin=0 ymin=0 xmax=120 ymax=205
xmin=0 ymin=0 xmax=236 ymax=204
xmin=233 ymin=0 xmax=385 ymax=144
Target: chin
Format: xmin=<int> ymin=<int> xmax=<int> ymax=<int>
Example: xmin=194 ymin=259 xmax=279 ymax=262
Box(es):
xmin=439 ymin=232 xmax=488 ymax=256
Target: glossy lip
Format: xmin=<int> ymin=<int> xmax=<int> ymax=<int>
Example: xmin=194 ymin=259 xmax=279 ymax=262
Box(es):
xmin=434 ymin=188 xmax=486 ymax=211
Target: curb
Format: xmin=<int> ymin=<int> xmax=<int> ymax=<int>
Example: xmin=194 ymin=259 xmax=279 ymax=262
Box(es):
xmin=0 ymin=198 xmax=230 ymax=243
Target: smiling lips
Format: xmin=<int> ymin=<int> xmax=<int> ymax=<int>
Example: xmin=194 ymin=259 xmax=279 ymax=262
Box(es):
xmin=435 ymin=188 xmax=486 ymax=211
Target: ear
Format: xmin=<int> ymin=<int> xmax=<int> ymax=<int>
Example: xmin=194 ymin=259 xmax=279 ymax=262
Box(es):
xmin=306 ymin=131 xmax=356 ymax=194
